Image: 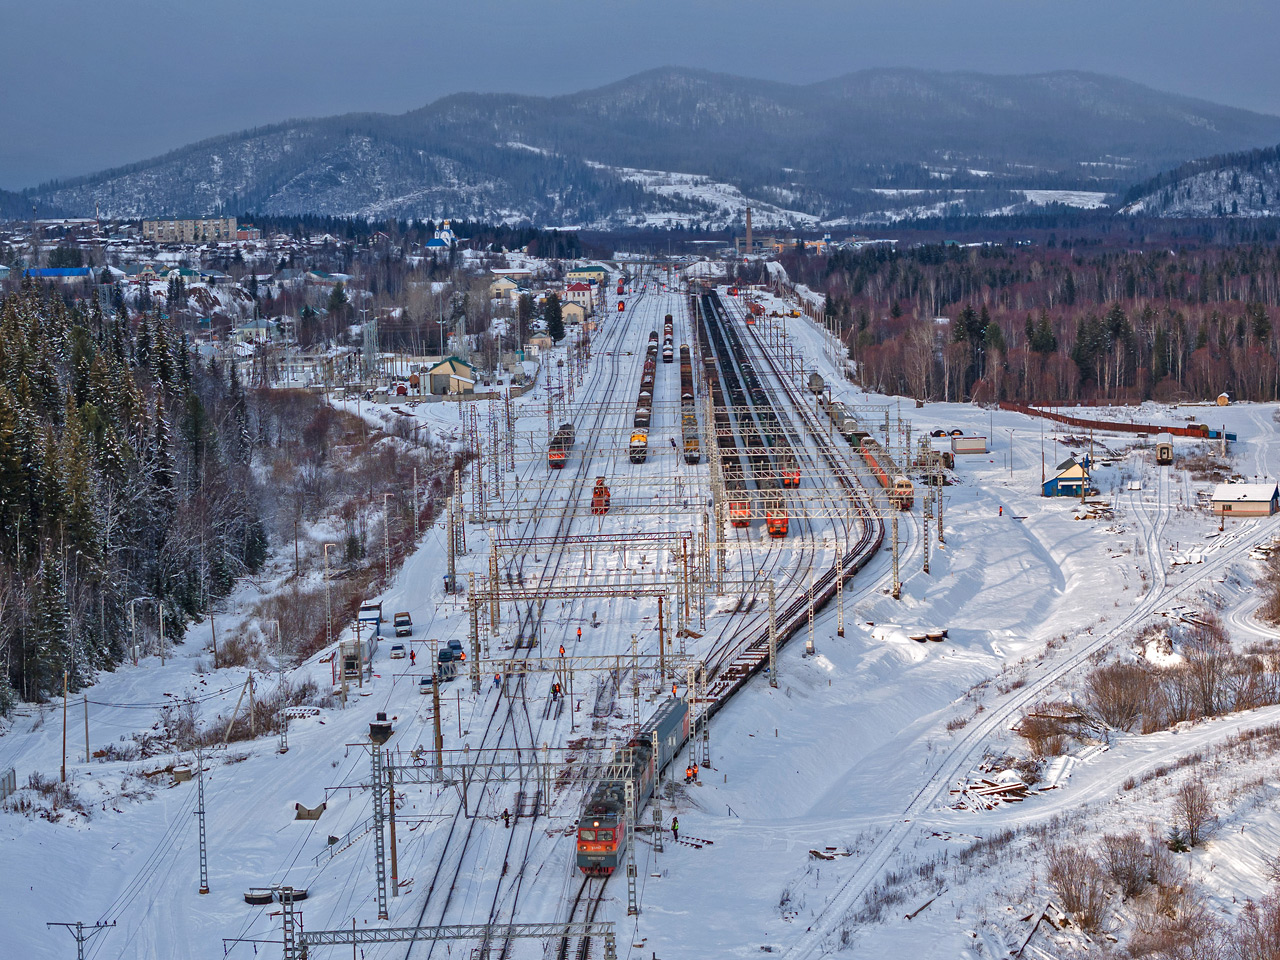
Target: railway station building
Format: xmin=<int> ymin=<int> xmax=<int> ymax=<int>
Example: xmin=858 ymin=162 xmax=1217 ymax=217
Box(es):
xmin=1210 ymin=482 xmax=1279 ymax=517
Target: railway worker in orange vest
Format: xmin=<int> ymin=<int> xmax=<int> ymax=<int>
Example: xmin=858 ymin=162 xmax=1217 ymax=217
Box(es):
xmin=577 ymin=627 xmax=582 ymax=641
xmin=559 ymin=644 xmax=565 ymax=657
xmin=685 ymin=764 xmax=693 ymax=783
xmin=691 ymin=762 xmax=698 ymax=782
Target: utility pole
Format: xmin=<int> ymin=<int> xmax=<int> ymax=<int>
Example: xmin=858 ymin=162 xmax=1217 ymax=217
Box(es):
xmin=432 ymin=669 xmax=443 ymax=773
xmin=324 ymin=542 xmax=336 ymax=651
xmin=83 ymin=695 xmax=89 ymax=763
xmin=923 ymin=479 xmax=932 ymax=575
xmin=383 ymin=492 xmax=393 ymax=588
xmin=891 ymin=510 xmax=902 ymax=600
xmin=388 ymin=759 xmax=398 ymax=899
xmin=371 ymin=743 xmax=389 ymax=920
xmin=625 ymin=777 xmax=638 ymax=915
xmin=767 ymin=583 xmax=778 ymax=688
xmin=61 ymin=670 xmax=69 ymax=782
xmin=268 ymin=620 xmax=287 ymax=753
xmin=412 ymin=467 xmax=419 ymax=540
xmin=46 ymin=921 xmax=114 ymax=959
xmin=196 ymin=744 xmax=209 ymax=894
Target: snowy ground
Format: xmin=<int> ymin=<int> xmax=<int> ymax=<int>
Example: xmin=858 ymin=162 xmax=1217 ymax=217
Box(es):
xmin=6 ymin=275 xmax=1280 ymax=959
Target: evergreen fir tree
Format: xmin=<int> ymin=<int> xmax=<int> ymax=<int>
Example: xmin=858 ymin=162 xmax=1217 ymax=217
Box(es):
xmin=545 ymin=293 xmax=565 ymax=343
xmin=28 ymin=544 xmax=73 ymax=696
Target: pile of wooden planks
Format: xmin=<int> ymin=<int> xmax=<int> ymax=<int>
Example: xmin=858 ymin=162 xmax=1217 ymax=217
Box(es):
xmin=950 ymin=775 xmax=1032 ymax=811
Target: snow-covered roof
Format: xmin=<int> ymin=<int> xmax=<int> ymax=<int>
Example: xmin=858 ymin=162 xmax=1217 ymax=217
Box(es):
xmin=1211 ymin=482 xmax=1278 ymax=503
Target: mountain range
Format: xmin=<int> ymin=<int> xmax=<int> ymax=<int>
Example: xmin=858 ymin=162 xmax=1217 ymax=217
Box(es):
xmin=22 ymin=68 xmax=1280 ymax=228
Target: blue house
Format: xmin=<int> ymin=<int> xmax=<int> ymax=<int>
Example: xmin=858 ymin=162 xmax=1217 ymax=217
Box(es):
xmin=1043 ymin=456 xmax=1091 ymax=497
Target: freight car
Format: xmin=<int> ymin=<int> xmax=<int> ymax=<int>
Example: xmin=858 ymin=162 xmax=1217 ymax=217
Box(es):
xmin=577 ymin=697 xmax=690 ymax=875
xmin=859 ymin=438 xmax=914 ymax=510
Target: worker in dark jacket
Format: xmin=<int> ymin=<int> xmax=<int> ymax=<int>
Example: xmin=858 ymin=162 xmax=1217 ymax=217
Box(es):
xmin=671 ymin=817 xmax=679 ymax=842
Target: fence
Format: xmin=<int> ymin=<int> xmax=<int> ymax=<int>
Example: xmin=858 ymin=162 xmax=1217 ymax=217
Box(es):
xmin=997 ymin=401 xmax=1218 ymax=439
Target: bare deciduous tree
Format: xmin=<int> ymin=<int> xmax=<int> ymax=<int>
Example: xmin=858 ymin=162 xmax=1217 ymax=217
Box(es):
xmin=1045 ymin=844 xmax=1109 ymax=933
xmin=1100 ymin=831 xmax=1147 ymax=898
xmin=1087 ymin=661 xmax=1155 ymax=731
xmin=1175 ymin=776 xmax=1215 ymax=847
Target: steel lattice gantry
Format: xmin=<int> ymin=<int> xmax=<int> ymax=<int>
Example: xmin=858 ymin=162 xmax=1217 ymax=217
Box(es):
xmin=295 ymin=921 xmax=616 ymax=960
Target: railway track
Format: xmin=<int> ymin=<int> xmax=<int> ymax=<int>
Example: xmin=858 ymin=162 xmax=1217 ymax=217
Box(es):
xmin=695 ymin=291 xmax=885 ymax=708
xmin=403 ymin=295 xmax=646 ymax=958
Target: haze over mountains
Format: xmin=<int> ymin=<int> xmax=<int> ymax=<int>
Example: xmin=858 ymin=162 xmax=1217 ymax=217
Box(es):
xmin=24 ymin=68 xmax=1280 ymax=228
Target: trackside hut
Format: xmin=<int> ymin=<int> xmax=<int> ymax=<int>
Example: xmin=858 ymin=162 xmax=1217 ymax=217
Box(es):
xmin=1211 ymin=482 xmax=1279 ymax=517
xmin=1043 ymin=457 xmax=1090 ymax=497
xmin=427 ymin=356 xmax=475 ymax=395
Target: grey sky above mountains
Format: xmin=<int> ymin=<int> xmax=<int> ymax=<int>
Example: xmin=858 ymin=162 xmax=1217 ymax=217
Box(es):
xmin=3 ymin=0 xmax=1278 ymax=191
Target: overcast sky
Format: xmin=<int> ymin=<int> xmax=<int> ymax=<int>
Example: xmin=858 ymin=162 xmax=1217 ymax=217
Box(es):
xmin=3 ymin=0 xmax=1279 ymax=191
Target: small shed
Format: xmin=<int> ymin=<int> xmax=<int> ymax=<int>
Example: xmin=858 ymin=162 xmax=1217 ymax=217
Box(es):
xmin=1043 ymin=457 xmax=1090 ymax=498
xmin=1211 ymin=482 xmax=1279 ymax=517
xmin=427 ymin=356 xmax=475 ymax=395
xmin=1155 ymin=433 xmax=1174 ymax=465
xmin=951 ymin=435 xmax=988 ymax=455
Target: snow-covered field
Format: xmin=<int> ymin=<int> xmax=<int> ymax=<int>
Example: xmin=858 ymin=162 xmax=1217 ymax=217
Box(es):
xmin=5 ymin=274 xmax=1280 ymax=959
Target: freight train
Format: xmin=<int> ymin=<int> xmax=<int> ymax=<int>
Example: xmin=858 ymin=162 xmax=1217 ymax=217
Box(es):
xmin=577 ymin=697 xmax=690 ymax=875
xmin=694 ymin=302 xmax=751 ymax=525
xmin=630 ymin=333 xmax=659 ymax=464
xmin=860 ymin=437 xmax=915 ymax=509
xmin=697 ymin=292 xmax=789 ymax=536
xmin=679 ymin=343 xmax=701 ymax=464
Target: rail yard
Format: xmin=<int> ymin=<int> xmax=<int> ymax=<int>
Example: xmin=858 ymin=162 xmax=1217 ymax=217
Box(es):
xmin=8 ymin=268 xmax=1280 ymax=960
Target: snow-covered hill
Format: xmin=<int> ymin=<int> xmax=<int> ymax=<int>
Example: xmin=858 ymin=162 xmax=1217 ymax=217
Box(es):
xmin=1120 ymin=143 xmax=1280 ymax=217
xmin=23 ymin=68 xmax=1280 ymax=226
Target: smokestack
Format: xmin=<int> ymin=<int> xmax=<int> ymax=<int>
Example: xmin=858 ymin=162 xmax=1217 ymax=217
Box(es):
xmin=745 ymin=207 xmax=753 ymax=257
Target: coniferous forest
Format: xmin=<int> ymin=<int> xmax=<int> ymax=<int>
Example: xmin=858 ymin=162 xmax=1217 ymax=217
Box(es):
xmin=771 ymin=242 xmax=1280 ymax=403
xmin=0 ymin=282 xmax=266 ymax=706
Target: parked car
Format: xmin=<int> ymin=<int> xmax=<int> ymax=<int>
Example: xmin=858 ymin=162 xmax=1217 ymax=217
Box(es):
xmin=394 ymin=612 xmax=413 ymax=637
xmin=418 ymin=676 xmax=433 ymax=694
xmin=446 ymin=638 xmax=466 ymax=662
xmin=437 ymin=648 xmax=457 ymax=681
xmin=389 ymin=643 xmax=406 ymax=659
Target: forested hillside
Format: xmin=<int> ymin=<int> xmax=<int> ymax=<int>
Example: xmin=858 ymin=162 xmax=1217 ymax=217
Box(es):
xmin=0 ymin=283 xmax=266 ymax=706
xmin=1121 ymin=143 xmax=1280 ymax=218
xmin=774 ymin=243 xmax=1280 ymax=403
xmin=25 ymin=68 xmax=1280 ymax=225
